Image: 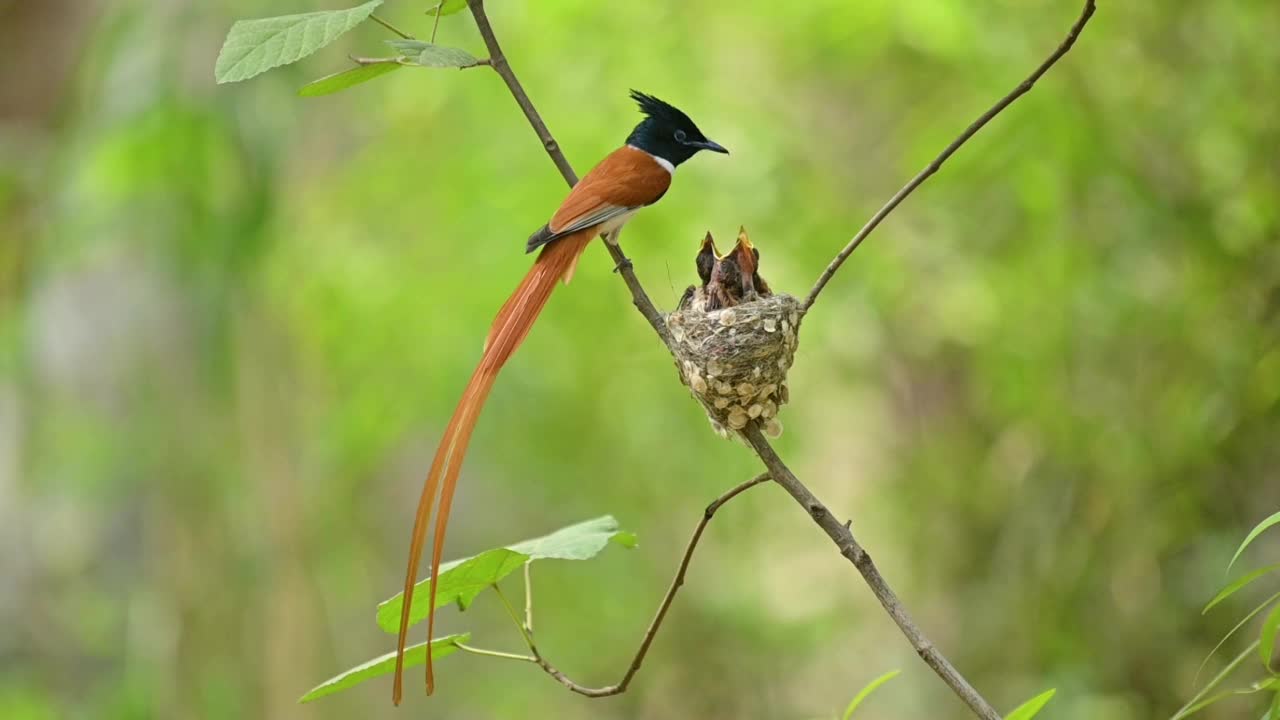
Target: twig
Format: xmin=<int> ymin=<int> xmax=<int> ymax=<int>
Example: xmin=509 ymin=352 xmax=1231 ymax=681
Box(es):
xmin=801 ymin=0 xmax=1097 ymax=313
xmin=454 ymin=642 xmax=536 ymax=663
xmin=348 ymin=55 xmax=405 ymax=66
xmin=457 ymin=0 xmax=1096 ymax=715
xmin=492 ymin=583 xmax=535 ymax=650
xmin=466 ymin=0 xmax=578 ymax=184
xmin=370 ymin=13 xmax=413 ymax=40
xmin=526 ymin=474 xmax=771 ymax=697
xmin=740 ymin=424 xmax=1000 ymax=719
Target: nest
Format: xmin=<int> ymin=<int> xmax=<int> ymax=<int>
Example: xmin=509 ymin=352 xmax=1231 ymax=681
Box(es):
xmin=666 ymin=291 xmax=802 ymax=437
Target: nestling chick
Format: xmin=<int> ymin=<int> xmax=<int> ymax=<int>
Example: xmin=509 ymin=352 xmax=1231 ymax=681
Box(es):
xmin=706 ymin=246 xmax=742 ymax=311
xmin=696 ymin=231 xmax=718 ymax=289
xmin=734 ymin=226 xmax=771 ymax=300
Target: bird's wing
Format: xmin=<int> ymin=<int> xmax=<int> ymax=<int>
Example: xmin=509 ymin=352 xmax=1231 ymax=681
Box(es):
xmin=548 ymin=146 xmax=671 ymax=234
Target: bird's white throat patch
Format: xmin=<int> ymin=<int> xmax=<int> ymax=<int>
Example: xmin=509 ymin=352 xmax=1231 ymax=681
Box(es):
xmin=629 ymin=145 xmax=675 ymax=174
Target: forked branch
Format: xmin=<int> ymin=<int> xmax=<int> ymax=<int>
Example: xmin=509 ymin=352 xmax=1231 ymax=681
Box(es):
xmin=459 ymin=1 xmax=1097 ymax=717
xmin=525 ymin=474 xmax=770 ymax=696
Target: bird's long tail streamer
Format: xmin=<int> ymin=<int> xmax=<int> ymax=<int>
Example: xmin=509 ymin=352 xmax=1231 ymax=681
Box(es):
xmin=392 ymin=229 xmax=595 ymax=704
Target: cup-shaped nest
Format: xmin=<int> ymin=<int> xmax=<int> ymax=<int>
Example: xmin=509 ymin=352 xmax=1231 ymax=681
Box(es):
xmin=666 ymin=292 xmax=802 ymax=437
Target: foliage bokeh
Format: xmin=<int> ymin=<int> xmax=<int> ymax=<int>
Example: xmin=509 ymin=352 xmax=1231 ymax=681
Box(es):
xmin=2 ymin=0 xmax=1279 ymax=718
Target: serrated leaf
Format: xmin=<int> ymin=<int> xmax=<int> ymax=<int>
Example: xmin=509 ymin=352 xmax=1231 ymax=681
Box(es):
xmin=376 ymin=516 xmax=634 ymax=633
xmin=1005 ymin=688 xmax=1056 ymax=720
xmin=215 ymin=0 xmax=384 ymax=84
xmin=298 ymin=632 xmax=467 ymax=703
xmin=841 ymin=669 xmax=900 ymax=720
xmin=377 ymin=548 xmax=528 ymax=633
xmin=1261 ymin=603 xmax=1280 ymax=671
xmin=425 ymin=0 xmax=468 ymax=16
xmin=387 ymin=39 xmax=480 ymax=68
xmin=1205 ymin=565 xmax=1280 ymax=615
xmin=1230 ymin=512 xmax=1280 ymax=572
xmin=298 ymin=62 xmax=402 ymax=97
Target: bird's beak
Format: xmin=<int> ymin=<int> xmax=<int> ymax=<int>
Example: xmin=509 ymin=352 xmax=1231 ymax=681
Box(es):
xmin=696 ymin=139 xmax=729 ymax=154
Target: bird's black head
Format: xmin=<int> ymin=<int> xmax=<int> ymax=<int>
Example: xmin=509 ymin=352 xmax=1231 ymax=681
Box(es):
xmin=625 ymin=90 xmax=728 ymax=166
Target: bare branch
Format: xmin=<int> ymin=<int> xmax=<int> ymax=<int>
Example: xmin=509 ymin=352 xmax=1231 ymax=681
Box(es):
xmin=454 ymin=642 xmax=536 ymax=663
xmin=466 ymin=0 xmax=578 ymax=185
xmin=802 ymin=0 xmax=1097 ymax=313
xmin=740 ymin=424 xmax=1001 ymax=719
xmin=527 ymin=473 xmax=771 ymax=697
xmin=454 ymin=0 xmax=1097 ymax=715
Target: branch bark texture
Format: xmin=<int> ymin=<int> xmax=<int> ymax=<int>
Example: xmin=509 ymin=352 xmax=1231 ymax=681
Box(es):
xmin=459 ymin=0 xmax=1097 ymax=716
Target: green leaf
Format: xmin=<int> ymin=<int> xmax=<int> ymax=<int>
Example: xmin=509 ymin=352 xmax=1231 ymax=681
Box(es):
xmin=377 ymin=548 xmax=529 ymax=632
xmin=1206 ymin=565 xmax=1280 ymax=615
xmin=425 ymin=0 xmax=469 ymax=16
xmin=505 ymin=515 xmax=635 ymax=560
xmin=298 ymin=632 xmax=467 ymax=703
xmin=387 ymin=39 xmax=481 ymax=68
xmin=841 ymin=669 xmax=901 ymax=720
xmin=1230 ymin=511 xmax=1280 ymax=572
xmin=215 ymin=0 xmax=384 ymax=84
xmin=298 ymin=62 xmax=402 ymax=97
xmin=610 ymin=530 xmax=639 ymax=549
xmin=1195 ymin=591 xmax=1280 ymax=688
xmin=1178 ymin=676 xmax=1279 ymax=717
xmin=375 ymin=516 xmax=635 ymax=633
xmin=1005 ymin=688 xmax=1056 ymax=720
xmin=1260 ymin=603 xmax=1280 ymax=671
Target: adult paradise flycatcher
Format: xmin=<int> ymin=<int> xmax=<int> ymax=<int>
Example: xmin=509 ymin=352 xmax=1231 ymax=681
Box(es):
xmin=393 ymin=90 xmax=728 ymax=703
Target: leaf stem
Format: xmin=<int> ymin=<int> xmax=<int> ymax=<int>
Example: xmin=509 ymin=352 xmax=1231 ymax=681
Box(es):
xmin=1173 ymin=639 xmax=1261 ymax=719
xmin=348 ymin=55 xmax=407 ymax=66
xmin=430 ymin=2 xmax=444 ymax=42
xmin=453 ymin=642 xmax=537 ymax=663
xmin=493 ymin=583 xmax=536 ymax=651
xmin=523 ymin=561 xmax=534 ymax=634
xmin=370 ymin=13 xmax=414 ymax=39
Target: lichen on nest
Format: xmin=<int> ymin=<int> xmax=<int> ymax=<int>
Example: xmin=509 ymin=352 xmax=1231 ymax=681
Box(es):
xmin=665 ymin=290 xmax=802 ymax=437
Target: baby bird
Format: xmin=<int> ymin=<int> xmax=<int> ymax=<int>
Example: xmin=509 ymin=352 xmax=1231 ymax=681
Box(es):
xmin=734 ymin=226 xmax=771 ymax=300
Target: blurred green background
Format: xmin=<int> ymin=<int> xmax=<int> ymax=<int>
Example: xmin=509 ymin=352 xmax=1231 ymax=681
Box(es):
xmin=3 ymin=0 xmax=1279 ymax=718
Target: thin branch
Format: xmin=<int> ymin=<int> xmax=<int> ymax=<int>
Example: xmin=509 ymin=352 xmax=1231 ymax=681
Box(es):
xmin=466 ymin=0 xmax=578 ymax=185
xmin=801 ymin=0 xmax=1097 ymax=313
xmin=527 ymin=473 xmax=771 ymax=697
xmin=370 ymin=13 xmax=414 ymax=40
xmin=454 ymin=642 xmax=537 ymax=663
xmin=739 ymin=423 xmax=1001 ymax=720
